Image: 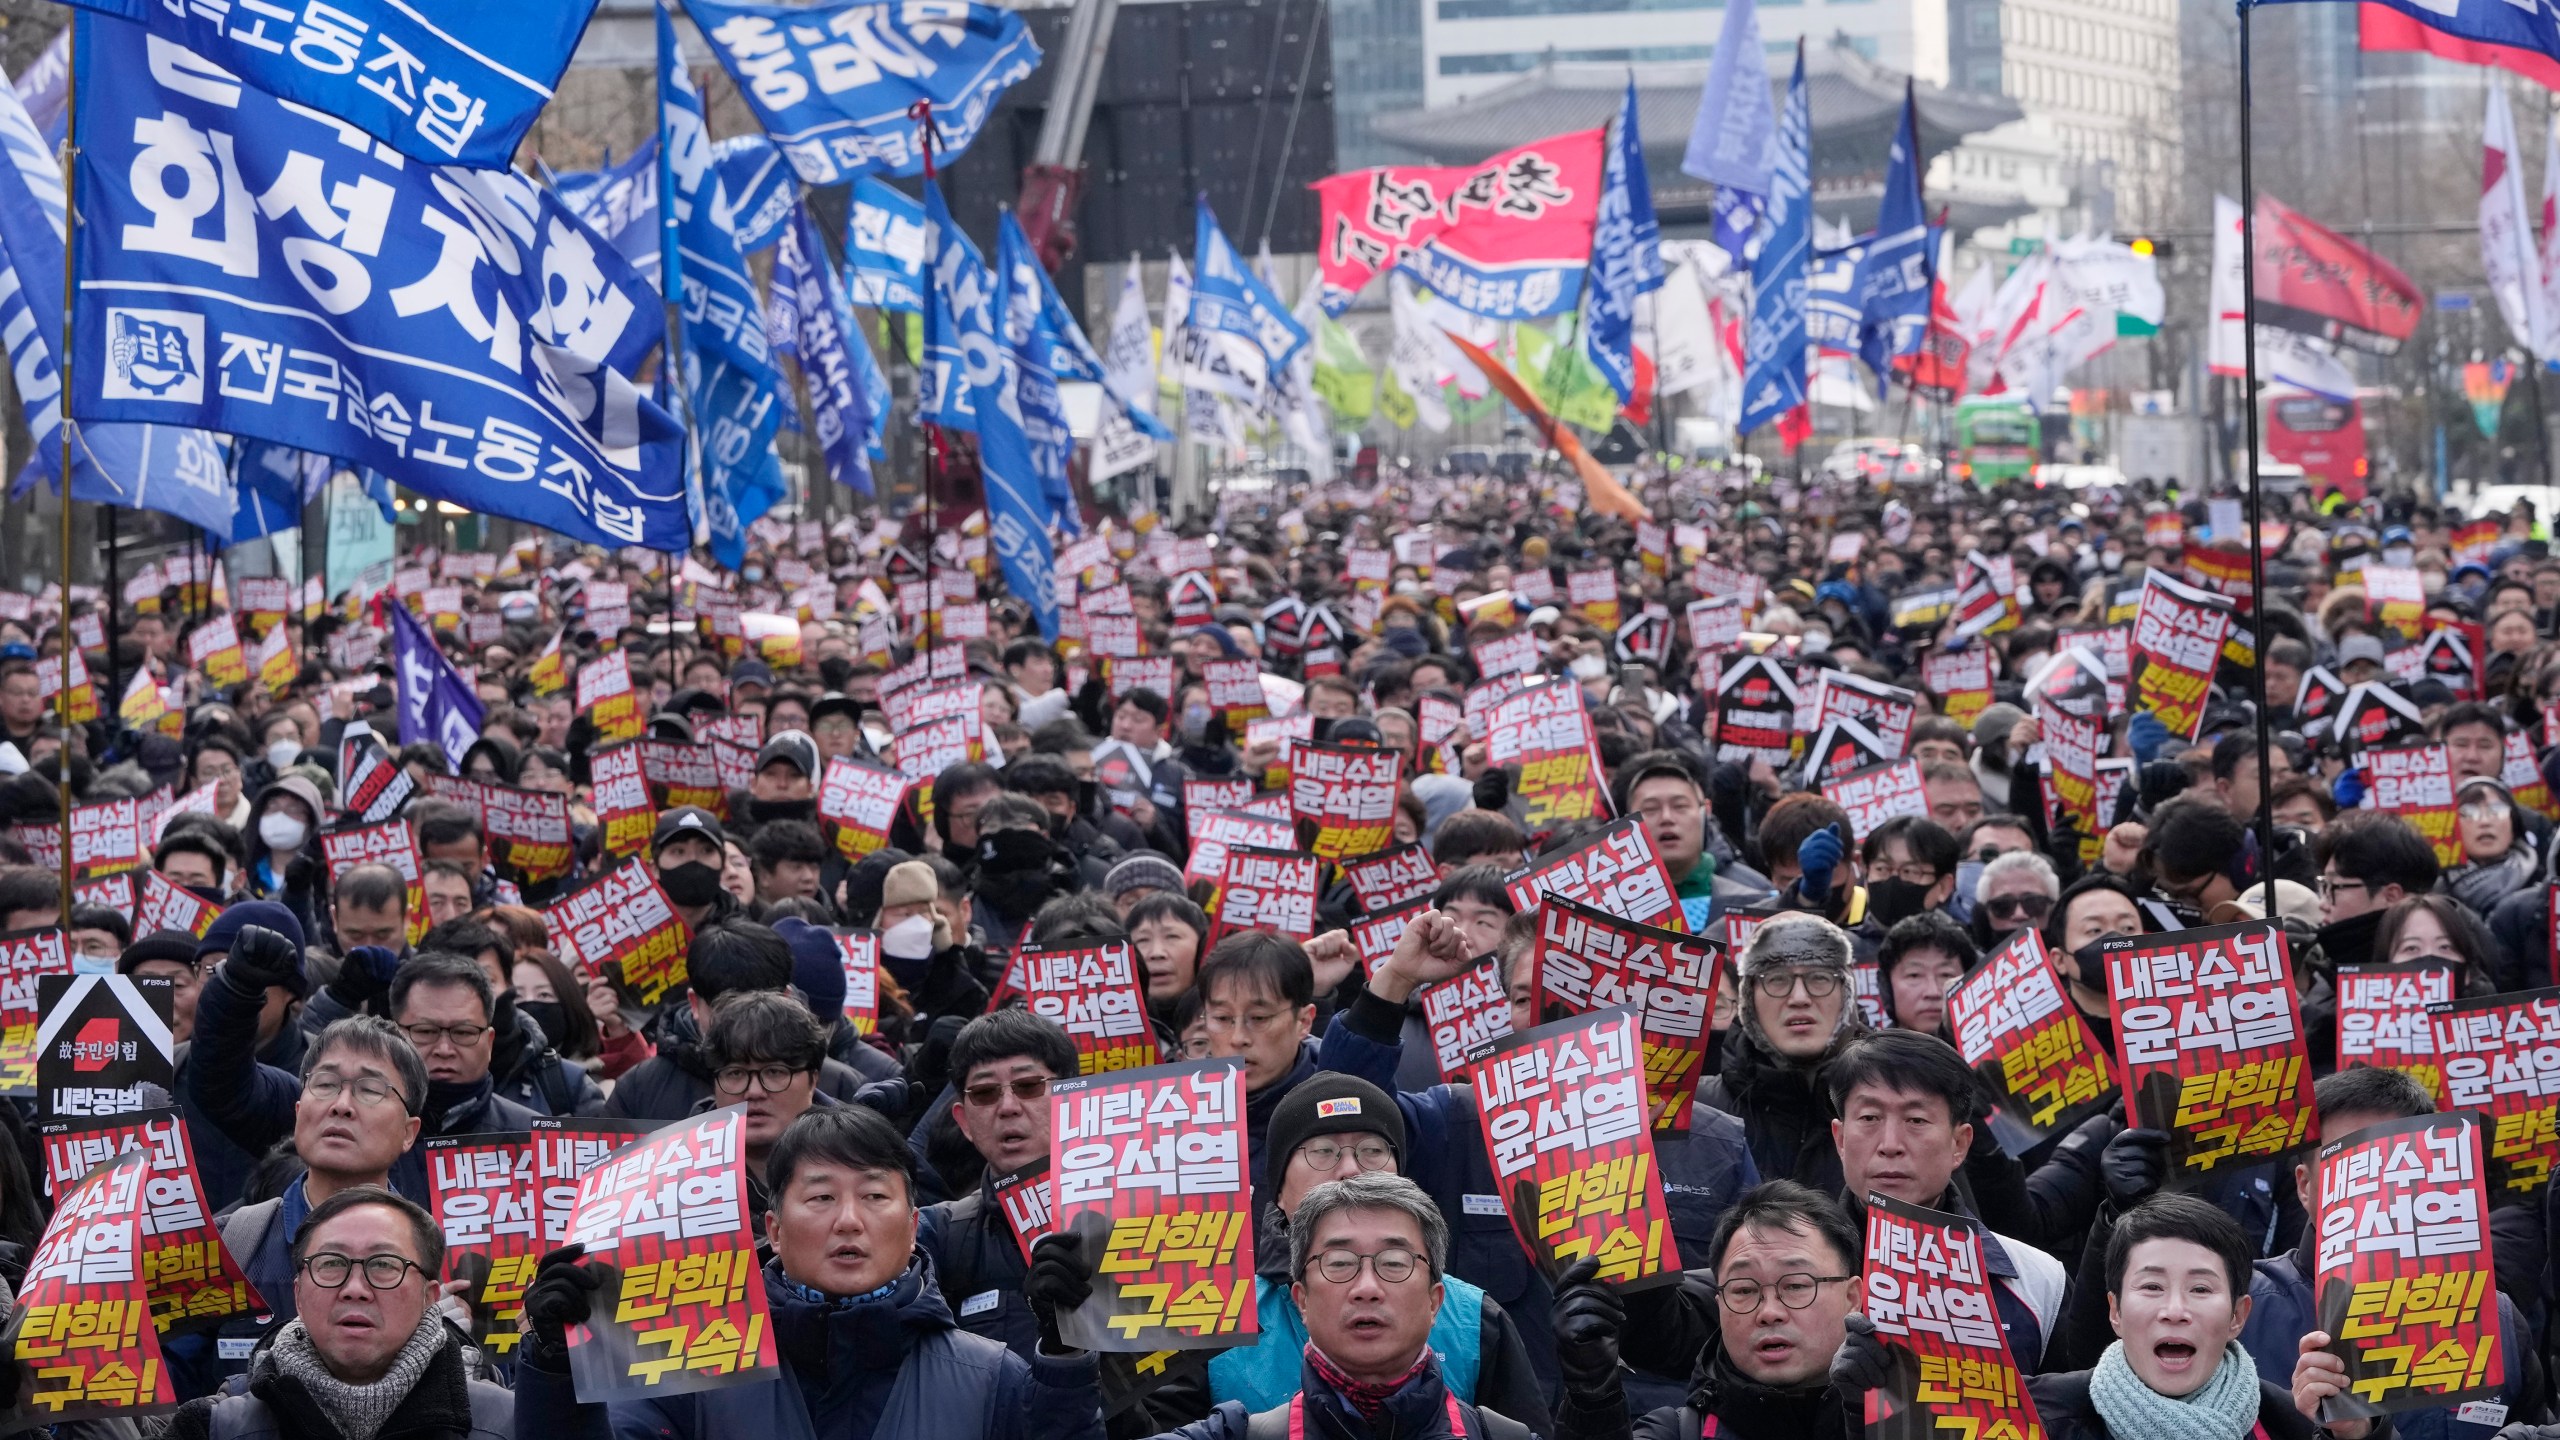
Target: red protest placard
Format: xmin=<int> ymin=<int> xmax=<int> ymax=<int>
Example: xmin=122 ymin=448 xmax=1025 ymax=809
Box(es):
xmin=1484 ymin=681 xmax=1610 ymax=830
xmin=1529 ymin=897 xmax=1718 ymax=1128
xmin=1824 ymin=758 xmax=1930 ymax=843
xmin=2036 ymin=701 xmax=2104 ymax=862
xmin=1022 ymin=941 xmax=1162 ymax=1074
xmin=1567 ymin=567 xmax=1620 ymax=630
xmin=39 ymin=1109 xmax=265 ymax=1331
xmin=831 ymin=931 xmax=880 ymax=1035
xmin=1945 ymin=931 xmax=2113 ymax=1142
xmin=692 ymin=714 xmax=764 ymax=751
xmin=1351 ymin=897 xmax=1430 ymax=978
xmin=546 ymin=861 xmax=694 ymax=1009
xmin=2100 ymin=919 xmax=2313 ymax=1176
xmin=480 ymin=783 xmax=574 ymax=886
xmin=531 ymin=1118 xmax=652 ymax=1248
xmin=2312 ymin=1113 xmax=2499 ymax=1419
xmin=1343 ymin=844 xmax=1441 ymax=913
xmin=892 ymin=713 xmax=982 ymax=780
xmin=1809 ymin=671 xmax=1916 ymax=757
xmin=1183 ymin=777 xmax=1256 ymax=814
xmin=1210 ymin=848 xmax=1321 ymax=942
xmin=133 ymin=872 xmax=220 ymax=941
xmin=1420 ymin=957 xmax=1513 ymax=1082
xmin=1202 ymin=659 xmax=1268 ymax=725
xmin=2502 ymin=731 xmax=2557 ymax=821
xmin=1503 ymin=818 xmax=1682 ymax=931
xmin=564 ymin=1109 xmax=776 ymax=1400
xmin=69 ymin=800 xmax=141 ymax=880
xmin=320 ymin=820 xmax=427 ymax=946
xmin=1048 ymin=1057 xmax=1256 ymax=1350
xmin=1289 ymin=742 xmax=1402 ymax=861
xmin=187 ymin=615 xmax=246 ymax=689
xmin=0 ymin=928 xmax=72 ymax=1095
xmin=1687 ymin=596 xmax=1744 ymax=653
xmin=991 ymin=1160 xmax=1056 ymax=1265
xmin=1184 ymin=808 xmax=1297 ymax=887
xmin=1862 ymin=1195 xmax=2044 ymax=1440
xmin=1476 ymin=631 xmax=1541 ymax=680
xmin=1468 ymin=1008 xmax=1680 ymax=1285
xmin=577 ymin=649 xmax=643 ymax=742
xmin=425 ymin=1132 xmax=540 ymax=1357
xmin=638 ymin=741 xmax=728 ymax=817
xmin=817 ymin=756 xmax=912 ymax=862
xmin=13 ymin=1149 xmax=174 ymax=1419
xmin=76 ymin=873 xmax=135 ymax=927
xmin=2334 ymin=962 xmax=2456 ymax=1095
xmin=2130 ymin=570 xmax=2235 ymax=741
xmin=2430 ymin=989 xmax=2560 ymax=1198
xmin=1921 ymin=646 xmax=1994 ymax=728
xmin=590 ymin=743 xmax=655 ymax=860
xmin=2366 ymin=744 xmax=2463 ymax=869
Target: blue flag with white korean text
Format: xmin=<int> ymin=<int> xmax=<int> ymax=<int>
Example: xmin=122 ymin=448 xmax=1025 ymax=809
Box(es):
xmin=685 ymin=0 xmax=1042 ymax=186
xmin=1186 ymin=197 xmax=1309 ymax=403
xmin=717 ymin=136 xmax=798 ymax=254
xmin=1685 ymin=0 xmax=1775 ymax=263
xmin=388 ymin=598 xmax=488 ymax=770
xmin=56 ymin=0 xmax=600 ymax=169
xmin=1584 ymin=77 xmax=1663 ymax=405
xmin=230 ymin=441 xmax=331 ymax=543
xmin=71 ymin=15 xmax=687 ymax=552
xmin=662 ymin=1 xmax=786 ymax=567
xmin=980 ymin=236 xmax=1059 ymax=641
xmin=776 ymin=202 xmax=876 ymax=495
xmin=1739 ymin=46 xmax=1811 ymax=436
xmin=559 ymin=140 xmax=664 ymax=290
xmin=1850 ymin=87 xmax=1934 ymax=394
xmin=922 ymin=182 xmax=997 ymax=433
xmin=998 ymin=212 xmax=1078 ymax=530
xmin=0 ymin=56 xmax=234 ymax=535
xmin=849 ymin=178 xmax=927 ymax=313
xmin=1029 ymin=252 xmax=1169 ymax=443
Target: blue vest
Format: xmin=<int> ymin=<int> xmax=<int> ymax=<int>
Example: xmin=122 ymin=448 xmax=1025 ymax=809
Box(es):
xmin=1206 ymin=1274 xmax=1486 ymax=1413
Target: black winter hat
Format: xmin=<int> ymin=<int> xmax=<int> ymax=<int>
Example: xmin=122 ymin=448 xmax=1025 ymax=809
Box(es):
xmin=1263 ymin=1074 xmax=1407 ymax=1179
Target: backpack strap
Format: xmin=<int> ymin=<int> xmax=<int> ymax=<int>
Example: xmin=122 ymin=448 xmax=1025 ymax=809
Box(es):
xmin=221 ymin=1198 xmax=283 ymax=1269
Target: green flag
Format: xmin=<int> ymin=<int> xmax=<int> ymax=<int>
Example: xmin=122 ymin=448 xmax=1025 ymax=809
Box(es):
xmin=1312 ymin=316 xmax=1375 ymax=422
xmin=1378 ymin=363 xmax=1418 ymax=429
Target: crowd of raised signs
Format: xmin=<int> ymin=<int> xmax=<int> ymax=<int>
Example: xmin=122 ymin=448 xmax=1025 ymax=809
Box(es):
xmin=0 ymin=474 xmax=2555 ymax=1440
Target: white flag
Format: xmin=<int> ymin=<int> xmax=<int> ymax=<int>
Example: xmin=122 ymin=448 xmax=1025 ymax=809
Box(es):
xmin=2209 ymin=194 xmax=2247 ymax=377
xmin=1282 ymin=273 xmax=1335 ymax=482
xmin=2539 ymin=113 xmax=2560 ymax=363
xmin=2483 ymin=87 xmax=2545 ymax=356
xmin=1652 ymin=251 xmax=1724 ymax=397
xmin=1160 ymin=251 xmax=1193 ymax=390
xmin=1388 ymin=277 xmax=1453 ymax=432
xmin=1977 ymin=252 xmax=2050 ymax=396
xmin=2051 ymin=234 xmax=2164 ymax=330
xmin=1103 ymin=255 xmax=1158 ymax=421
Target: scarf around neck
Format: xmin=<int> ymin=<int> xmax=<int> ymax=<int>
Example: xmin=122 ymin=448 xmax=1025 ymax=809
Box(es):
xmin=2088 ymin=1340 xmax=2261 ymax=1440
xmin=255 ymin=1309 xmax=445 ymax=1440
xmin=1306 ymin=1343 xmax=1429 ymax=1423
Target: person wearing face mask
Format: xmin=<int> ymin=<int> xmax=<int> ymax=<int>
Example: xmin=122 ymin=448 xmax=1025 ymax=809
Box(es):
xmin=244 ymin=773 xmax=327 ymax=937
xmin=603 ymin=919 xmax=899 ymax=1123
xmin=1002 ymin=753 xmax=1125 ymax=890
xmin=651 ymin=807 xmax=742 ymax=934
xmin=971 ymin=794 xmax=1080 ymax=957
xmin=1859 ymin=817 xmax=1959 ymax=930
xmin=742 ymin=730 xmax=821 ymax=826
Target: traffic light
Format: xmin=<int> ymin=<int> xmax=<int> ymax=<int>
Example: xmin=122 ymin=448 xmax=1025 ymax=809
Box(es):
xmin=2130 ymin=236 xmax=2175 ymax=259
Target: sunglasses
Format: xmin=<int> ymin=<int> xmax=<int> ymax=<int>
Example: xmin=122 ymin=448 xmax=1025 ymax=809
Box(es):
xmin=1983 ymin=893 xmax=2053 ymax=922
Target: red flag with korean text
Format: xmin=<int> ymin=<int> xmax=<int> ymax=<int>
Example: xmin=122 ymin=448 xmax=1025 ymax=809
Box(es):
xmin=2099 ymin=920 xmax=2314 ymax=1177
xmin=2334 ymin=962 xmax=2456 ymax=1097
xmin=1861 ymin=1195 xmax=2045 ymax=1440
xmin=1528 ymin=897 xmax=1719 ymax=1129
xmin=546 ymin=861 xmax=695 ymax=1010
xmin=1047 ymin=1057 xmax=1257 ymax=1351
xmin=425 ymin=1132 xmax=540 ymax=1358
xmin=1504 ymin=819 xmax=1682 ymax=931
xmin=564 ymin=1109 xmax=777 ymax=1401
xmin=1022 ymin=941 xmax=1163 ymax=1074
xmin=2430 ymin=989 xmax=2560 ymax=1199
xmin=1946 ymin=930 xmax=2114 ymax=1143
xmin=38 ymin=1109 xmax=265 ymax=1331
xmin=10 ymin=1148 xmax=174 ymax=1419
xmin=2312 ymin=1113 xmax=2499 ymax=1420
xmin=1466 ymin=1008 xmax=1681 ymax=1286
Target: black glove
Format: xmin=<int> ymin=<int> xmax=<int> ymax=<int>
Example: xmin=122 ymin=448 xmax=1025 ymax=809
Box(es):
xmin=1473 ymin=766 xmax=1512 ymax=813
xmin=283 ymin=851 xmax=321 ymax=899
xmin=522 ymin=1243 xmax=605 ymax=1355
xmin=850 ymin=1076 xmax=912 ymax=1120
xmin=328 ymin=946 xmax=401 ymax=1014
xmin=1550 ymin=1257 xmax=1625 ymax=1394
xmin=221 ymin=924 xmax=302 ymax=998
xmin=1025 ymin=1232 xmax=1095 ymax=1350
xmin=2100 ymin=1127 xmax=2172 ymax=1207
xmin=1829 ymin=1313 xmax=1894 ymax=1395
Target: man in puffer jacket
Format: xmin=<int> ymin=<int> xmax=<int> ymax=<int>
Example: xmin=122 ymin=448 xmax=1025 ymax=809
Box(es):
xmin=513 ymin=1106 xmax=1104 ymax=1440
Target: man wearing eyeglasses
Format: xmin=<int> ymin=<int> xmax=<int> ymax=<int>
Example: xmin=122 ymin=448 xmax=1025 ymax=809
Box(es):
xmin=168 ymin=1186 xmax=510 ymax=1440
xmin=1696 ymin=915 xmax=1870 ymax=1195
xmin=695 ymin=991 xmax=833 ymax=1217
xmin=1138 ymin=1174 xmax=1591 ymax=1440
xmin=1970 ymin=852 xmax=2059 ymax=953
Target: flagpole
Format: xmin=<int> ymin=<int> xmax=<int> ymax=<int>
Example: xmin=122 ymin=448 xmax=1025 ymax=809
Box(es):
xmin=2235 ymin=0 xmax=2277 ymax=916
xmin=657 ymin=5 xmax=697 ymax=606
xmin=54 ymin=16 xmax=78 ymax=917
xmin=912 ymin=101 xmax=941 ymax=523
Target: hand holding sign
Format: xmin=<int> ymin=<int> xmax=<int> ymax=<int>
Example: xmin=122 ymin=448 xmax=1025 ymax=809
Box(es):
xmin=2293 ymin=1332 xmax=2370 ymax=1440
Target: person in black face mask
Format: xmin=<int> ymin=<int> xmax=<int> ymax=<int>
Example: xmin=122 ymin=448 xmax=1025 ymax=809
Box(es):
xmin=970 ymin=793 xmax=1077 ymax=954
xmin=741 ymin=730 xmax=822 ymax=826
xmin=653 ymin=807 xmax=741 ymax=934
xmin=997 ymin=752 xmax=1123 ymax=890
xmin=1860 ymin=816 xmax=1960 ymax=929
xmin=2042 ymin=874 xmax=2148 ymax=1054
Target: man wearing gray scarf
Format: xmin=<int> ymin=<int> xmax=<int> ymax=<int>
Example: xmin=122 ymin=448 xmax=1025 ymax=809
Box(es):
xmin=164 ymin=1186 xmax=508 ymax=1440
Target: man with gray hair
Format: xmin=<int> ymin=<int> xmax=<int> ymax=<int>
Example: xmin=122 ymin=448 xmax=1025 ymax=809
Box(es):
xmin=1696 ymin=913 xmax=1870 ymax=1192
xmin=1141 ymin=1173 xmax=1603 ymax=1440
xmin=1972 ymin=850 xmax=2060 ymax=952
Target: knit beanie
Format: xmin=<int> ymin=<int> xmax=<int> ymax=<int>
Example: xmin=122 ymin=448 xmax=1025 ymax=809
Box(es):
xmin=1264 ymin=1074 xmax=1407 ymax=1176
xmin=118 ymin=929 xmax=204 ymax=977
xmin=772 ymin=917 xmax=848 ymax=1019
xmin=1104 ymin=853 xmax=1186 ymax=902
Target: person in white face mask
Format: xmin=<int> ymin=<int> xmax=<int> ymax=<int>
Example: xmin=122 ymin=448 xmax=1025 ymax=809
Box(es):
xmin=244 ymin=775 xmax=328 ymax=926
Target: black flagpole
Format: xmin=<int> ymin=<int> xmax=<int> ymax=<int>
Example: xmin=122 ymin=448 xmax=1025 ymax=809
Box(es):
xmin=2237 ymin=0 xmax=2278 ymax=915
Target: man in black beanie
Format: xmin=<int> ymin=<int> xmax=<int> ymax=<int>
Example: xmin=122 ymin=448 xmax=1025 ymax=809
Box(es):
xmin=1035 ymin=1072 xmax=1551 ymax=1433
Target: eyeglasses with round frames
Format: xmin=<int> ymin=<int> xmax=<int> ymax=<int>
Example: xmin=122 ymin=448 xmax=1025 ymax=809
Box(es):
xmin=1758 ymin=969 xmax=1841 ymax=998
xmin=1295 ymin=1139 xmax=1396 ymax=1172
xmin=300 ymin=1253 xmax=427 ymax=1290
xmin=715 ymin=1063 xmax=808 ymax=1096
xmin=304 ymin=1071 xmax=405 ymax=1109
xmin=1708 ymin=1272 xmax=1854 ymax=1313
xmin=399 ymin=1023 xmax=490 ymax=1050
xmin=1307 ymin=1248 xmax=1426 ymax=1284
